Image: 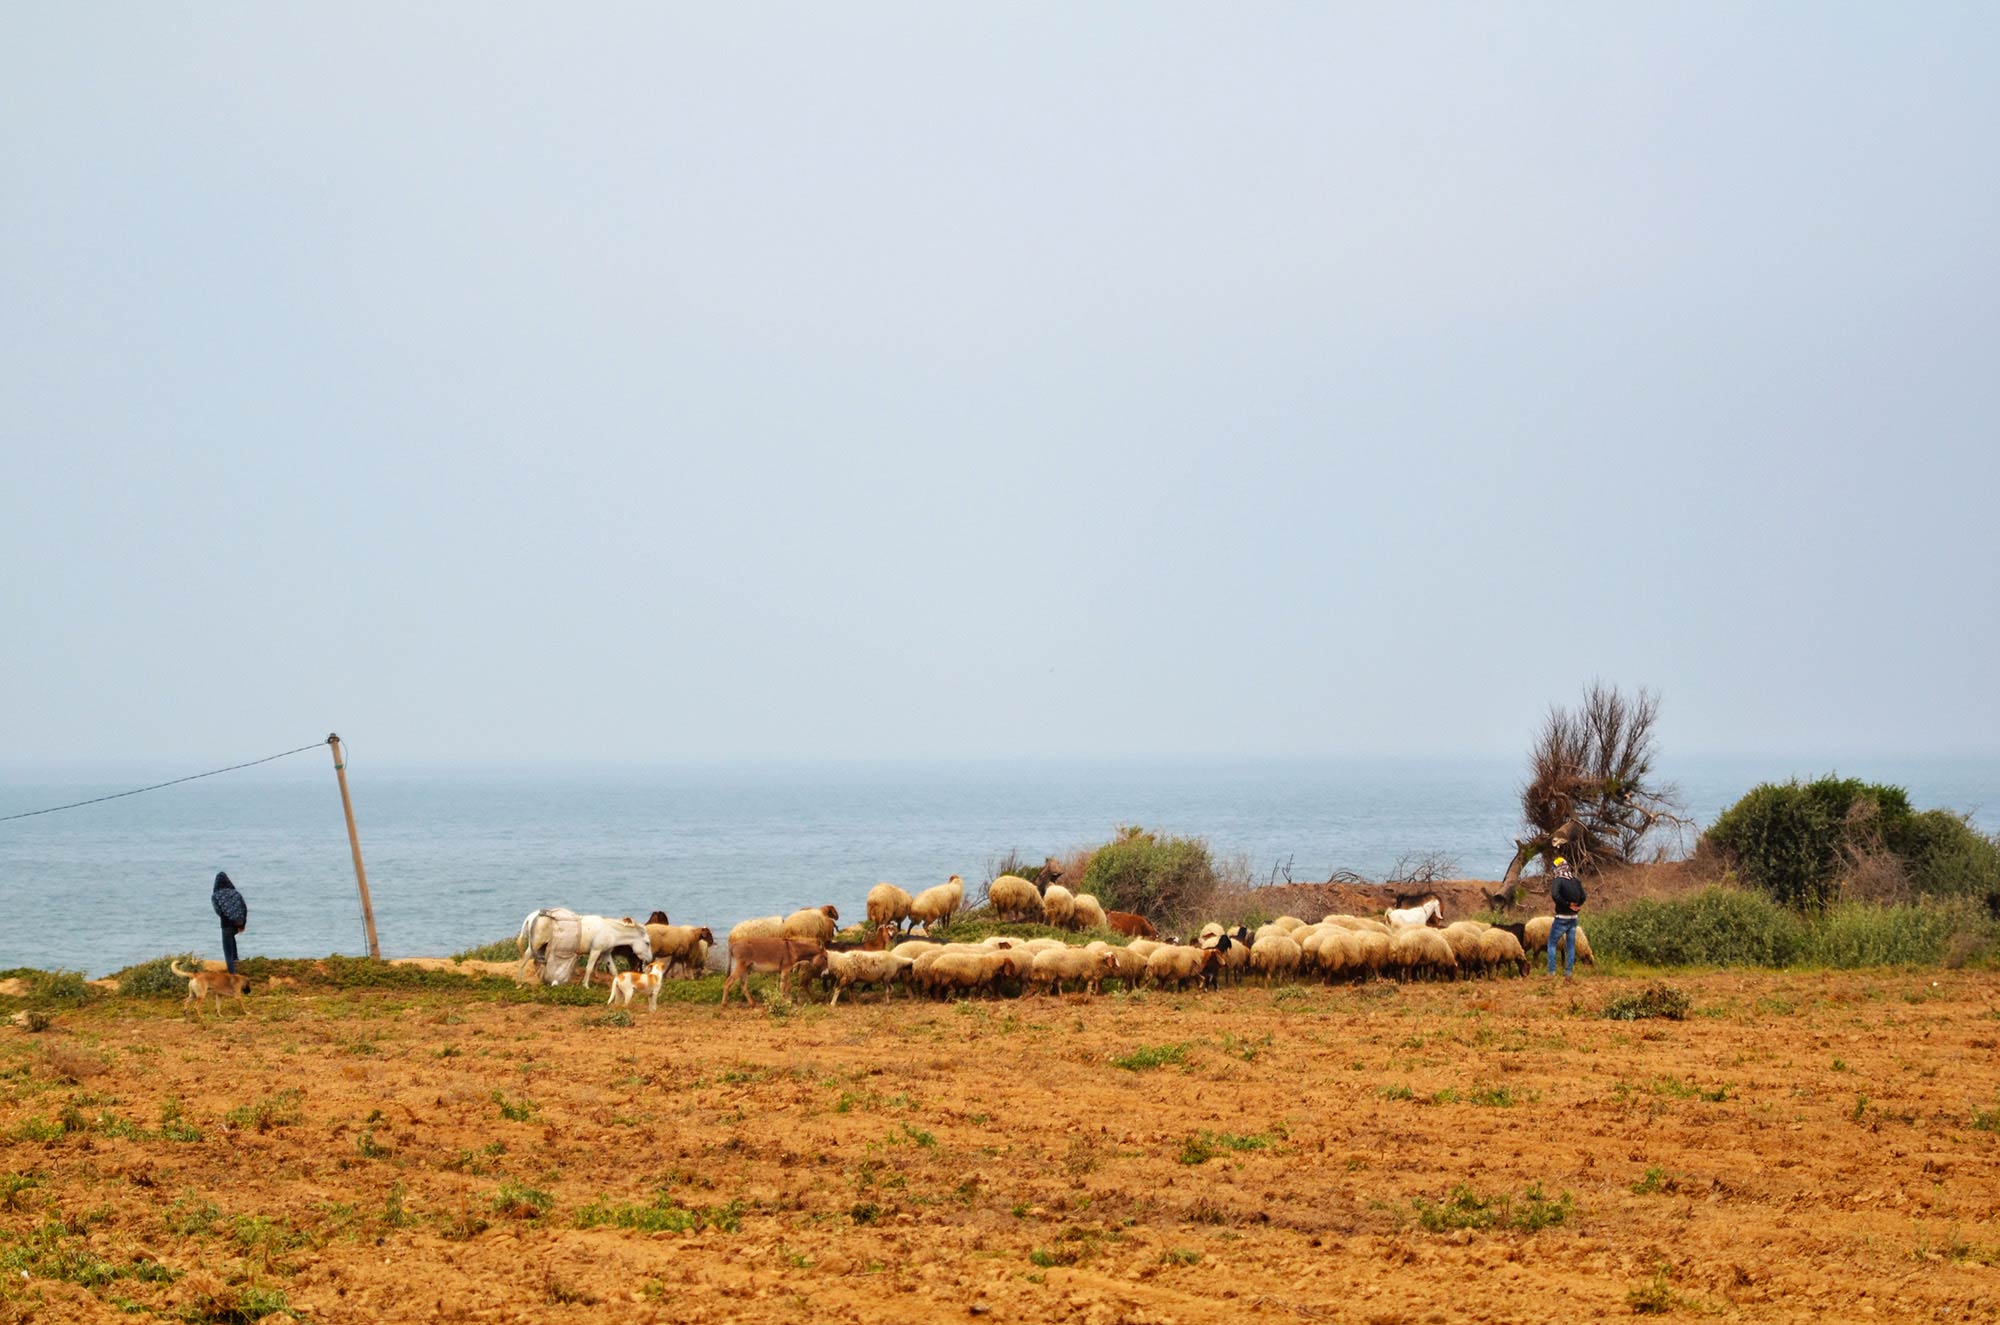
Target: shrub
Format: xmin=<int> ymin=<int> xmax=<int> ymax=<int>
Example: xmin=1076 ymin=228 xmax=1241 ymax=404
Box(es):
xmin=452 ymin=938 xmax=521 ymax=963
xmin=1590 ymin=888 xmax=1806 ymax=967
xmin=1802 ymin=899 xmax=1993 ymax=968
xmin=108 ymin=954 xmax=205 ymax=1000
xmin=1080 ymin=826 xmax=1220 ymax=929
xmin=1603 ymin=982 xmax=1692 ymax=1021
xmin=1704 ymin=777 xmax=2000 ymax=912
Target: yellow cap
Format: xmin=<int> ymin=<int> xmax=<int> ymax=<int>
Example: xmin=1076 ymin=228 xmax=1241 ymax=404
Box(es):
xmin=1553 ymin=857 xmax=1566 ymax=866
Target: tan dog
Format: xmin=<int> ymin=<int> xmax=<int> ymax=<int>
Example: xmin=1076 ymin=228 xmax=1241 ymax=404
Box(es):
xmin=607 ymin=960 xmax=667 ymax=1012
xmin=171 ymin=960 xmax=250 ymax=1014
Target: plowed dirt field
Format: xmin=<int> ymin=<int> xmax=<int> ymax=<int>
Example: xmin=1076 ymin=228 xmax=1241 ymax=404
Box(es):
xmin=5 ymin=968 xmax=1998 ymax=1324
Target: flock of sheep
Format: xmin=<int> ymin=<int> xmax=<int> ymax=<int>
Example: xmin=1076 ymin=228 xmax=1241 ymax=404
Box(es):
xmin=665 ymin=872 xmax=1593 ymax=1007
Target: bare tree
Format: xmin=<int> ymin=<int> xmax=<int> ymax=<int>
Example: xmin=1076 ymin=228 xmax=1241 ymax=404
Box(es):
xmin=1387 ymin=851 xmax=1461 ymax=886
xmin=1502 ymin=683 xmax=1689 ymax=883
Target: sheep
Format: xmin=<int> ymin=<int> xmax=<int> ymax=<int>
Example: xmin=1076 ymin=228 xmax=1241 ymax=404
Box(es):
xmin=1439 ymin=922 xmax=1489 ymax=976
xmin=985 ymin=874 xmax=1042 ymax=922
xmin=890 ymin=939 xmax=939 ymax=963
xmin=1072 ymin=893 xmax=1107 ymax=931
xmin=1093 ymin=942 xmax=1150 ymax=990
xmin=1389 ymin=925 xmax=1458 ymax=981
xmin=727 ymin=915 xmax=785 ymax=947
xmin=1125 ymin=938 xmax=1163 ymax=961
xmin=1030 ymin=945 xmax=1115 ymax=996
xmin=1146 ymin=943 xmax=1223 ymax=992
xmin=1272 ymin=915 xmax=1307 ymax=933
xmin=1197 ymin=923 xmax=1226 ymax=945
xmin=909 ymin=875 xmax=964 ymax=927
xmin=866 ymin=883 xmax=914 ymax=931
xmin=1106 ymin=911 xmax=1158 ymax=938
xmin=1315 ymin=929 xmax=1359 ymax=981
xmin=1523 ymin=916 xmax=1594 ymax=967
xmin=783 ymin=905 xmax=840 ymax=945
xmin=1041 ymin=884 xmax=1077 ymax=928
xmin=1476 ymin=928 xmax=1529 ymax=978
xmin=1347 ymin=929 xmax=1391 ymax=979
xmin=927 ymin=949 xmax=1005 ymax=998
xmin=822 ymin=950 xmax=913 ymax=1005
xmin=1249 ymin=934 xmax=1303 ymax=985
xmin=646 ymin=924 xmax=715 ymax=979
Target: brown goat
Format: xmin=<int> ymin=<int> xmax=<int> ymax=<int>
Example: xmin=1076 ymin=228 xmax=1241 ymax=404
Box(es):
xmin=720 ymin=937 xmax=826 ymax=1007
xmin=1105 ymin=910 xmax=1158 ymax=939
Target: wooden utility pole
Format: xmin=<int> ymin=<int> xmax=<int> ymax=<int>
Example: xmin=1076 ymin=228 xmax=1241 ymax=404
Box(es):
xmin=326 ymin=733 xmax=381 ymax=959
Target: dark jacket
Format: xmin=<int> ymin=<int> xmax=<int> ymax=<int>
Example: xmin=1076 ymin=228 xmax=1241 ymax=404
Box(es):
xmin=1551 ymin=870 xmax=1585 ymax=918
xmin=211 ymin=872 xmax=248 ymax=931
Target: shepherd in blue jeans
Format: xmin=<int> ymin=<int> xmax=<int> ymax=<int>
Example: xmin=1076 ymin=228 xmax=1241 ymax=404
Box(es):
xmin=1548 ymin=857 xmax=1585 ymax=977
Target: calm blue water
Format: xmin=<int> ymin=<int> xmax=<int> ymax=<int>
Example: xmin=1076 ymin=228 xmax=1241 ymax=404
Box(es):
xmin=2 ymin=757 xmax=1994 ymax=976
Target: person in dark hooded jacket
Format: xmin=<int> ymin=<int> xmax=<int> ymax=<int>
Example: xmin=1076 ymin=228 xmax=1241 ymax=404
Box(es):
xmin=211 ymin=871 xmax=249 ymax=973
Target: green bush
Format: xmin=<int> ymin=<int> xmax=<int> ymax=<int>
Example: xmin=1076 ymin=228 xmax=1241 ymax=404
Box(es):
xmin=1590 ymin=888 xmax=1806 ymax=967
xmin=0 ymin=969 xmax=99 ymax=1010
xmin=107 ymin=954 xmax=205 ymax=999
xmin=1802 ymin=899 xmax=1994 ymax=968
xmin=1704 ymin=777 xmax=2000 ymax=911
xmin=1899 ymin=811 xmax=2000 ymax=905
xmin=452 ymin=938 xmax=521 ymax=963
xmin=1080 ymin=826 xmax=1219 ymax=928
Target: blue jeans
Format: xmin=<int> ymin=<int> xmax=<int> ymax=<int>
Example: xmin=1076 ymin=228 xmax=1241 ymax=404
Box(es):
xmin=221 ymin=924 xmax=240 ymax=974
xmin=1547 ymin=916 xmax=1578 ymax=976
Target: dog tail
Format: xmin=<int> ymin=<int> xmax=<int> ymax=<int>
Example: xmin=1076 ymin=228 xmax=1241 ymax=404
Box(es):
xmin=170 ymin=961 xmax=194 ymax=979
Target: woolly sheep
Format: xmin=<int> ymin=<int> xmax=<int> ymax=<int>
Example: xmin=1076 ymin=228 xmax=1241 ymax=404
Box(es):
xmin=985 ymin=874 xmax=1041 ymax=922
xmin=1125 ymin=938 xmax=1163 ymax=961
xmin=1315 ymin=929 xmax=1359 ymax=981
xmin=1249 ymin=934 xmax=1303 ymax=984
xmin=867 ymin=883 xmax=914 ymax=931
xmin=1030 ymin=945 xmax=1114 ymax=995
xmin=909 ymin=876 xmax=964 ymax=927
xmin=1476 ymin=928 xmax=1529 ymax=977
xmin=1351 ymin=930 xmax=1392 ymax=978
xmin=1146 ymin=943 xmax=1222 ymax=992
xmin=1198 ymin=922 xmax=1226 ymax=944
xmin=1272 ymin=915 xmax=1307 ymax=933
xmin=928 ymin=949 xmax=1004 ymax=997
xmin=1072 ymin=893 xmax=1107 ymax=931
xmin=728 ymin=915 xmax=785 ymax=946
xmin=1092 ymin=942 xmax=1150 ymax=989
xmin=822 ymin=950 xmax=912 ymax=1005
xmin=1041 ymin=884 xmax=1077 ymax=928
xmin=1523 ymin=916 xmax=1594 ymax=966
xmin=784 ymin=905 xmax=840 ymax=945
xmin=646 ymin=924 xmax=715 ymax=979
xmin=1439 ymin=922 xmax=1488 ymax=975
xmin=1389 ymin=925 xmax=1458 ymax=981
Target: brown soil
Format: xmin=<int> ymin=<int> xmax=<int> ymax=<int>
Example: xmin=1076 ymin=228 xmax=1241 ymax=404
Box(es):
xmin=4 ymin=968 xmax=1998 ymax=1324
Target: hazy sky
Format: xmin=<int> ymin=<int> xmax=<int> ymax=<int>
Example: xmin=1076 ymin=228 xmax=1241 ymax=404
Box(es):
xmin=4 ymin=4 xmax=1996 ymax=766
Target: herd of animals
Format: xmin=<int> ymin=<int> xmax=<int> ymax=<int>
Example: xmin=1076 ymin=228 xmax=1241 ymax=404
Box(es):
xmin=515 ymin=870 xmax=1595 ymax=1011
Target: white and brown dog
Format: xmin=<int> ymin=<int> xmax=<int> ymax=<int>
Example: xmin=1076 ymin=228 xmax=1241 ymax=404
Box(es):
xmin=170 ymin=960 xmax=251 ymax=1015
xmin=606 ymin=959 xmax=668 ymax=1012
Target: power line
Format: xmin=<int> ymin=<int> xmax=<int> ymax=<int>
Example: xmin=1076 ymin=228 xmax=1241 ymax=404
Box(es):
xmin=0 ymin=741 xmax=329 ymax=824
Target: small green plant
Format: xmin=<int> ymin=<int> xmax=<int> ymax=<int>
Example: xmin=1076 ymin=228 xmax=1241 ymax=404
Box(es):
xmin=492 ymin=1091 xmax=538 ymax=1122
xmin=1377 ymin=1083 xmax=1415 ymax=1101
xmin=1630 ymin=1166 xmax=1667 ymax=1195
xmin=1467 ymin=1087 xmax=1518 ymax=1108
xmin=1111 ymin=1042 xmax=1191 ymax=1072
xmin=1971 ymin=1107 xmax=1999 ymax=1133
xmin=1159 ymin=1248 xmax=1202 ymax=1266
xmin=452 ymin=937 xmax=522 ymax=962
xmin=1603 ymin=982 xmax=1692 ymax=1021
xmin=224 ymin=1090 xmax=303 ymax=1133
xmin=1412 ymin=1184 xmax=1572 ymax=1233
xmin=849 ymin=1201 xmax=883 ymax=1226
xmin=489 ymin=1181 xmax=554 ymax=1219
xmin=1628 ymin=1267 xmax=1678 ymax=1314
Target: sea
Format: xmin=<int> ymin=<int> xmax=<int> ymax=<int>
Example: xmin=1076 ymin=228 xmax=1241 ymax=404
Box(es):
xmin=3 ymin=756 xmax=1995 ymax=977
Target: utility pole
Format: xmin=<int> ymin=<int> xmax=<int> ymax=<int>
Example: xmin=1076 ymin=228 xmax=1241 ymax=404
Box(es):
xmin=326 ymin=733 xmax=380 ymax=959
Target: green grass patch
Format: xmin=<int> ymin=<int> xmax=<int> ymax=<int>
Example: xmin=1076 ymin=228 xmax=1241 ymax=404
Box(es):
xmin=1603 ymin=982 xmax=1692 ymax=1021
xmin=452 ymin=937 xmax=521 ymax=962
xmin=1176 ymin=1130 xmax=1276 ymax=1165
xmin=1411 ymin=1184 xmax=1573 ymax=1233
xmin=574 ymin=1191 xmax=744 ymax=1234
xmin=489 ymin=1181 xmax=555 ymax=1219
xmin=1112 ymin=1042 xmax=1191 ymax=1072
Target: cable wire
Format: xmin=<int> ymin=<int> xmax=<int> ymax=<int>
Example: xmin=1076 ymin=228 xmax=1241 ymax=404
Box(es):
xmin=0 ymin=741 xmax=329 ymax=824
